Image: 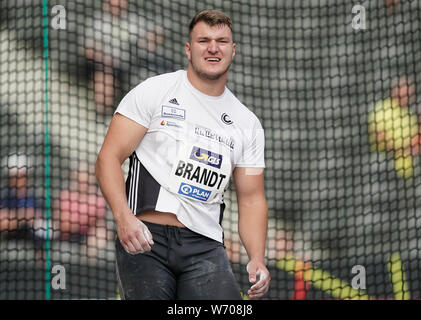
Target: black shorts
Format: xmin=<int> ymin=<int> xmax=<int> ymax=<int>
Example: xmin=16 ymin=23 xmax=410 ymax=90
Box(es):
xmin=115 ymin=221 xmax=242 ymax=300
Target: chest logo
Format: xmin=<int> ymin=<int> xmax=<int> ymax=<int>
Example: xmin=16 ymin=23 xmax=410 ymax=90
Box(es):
xmin=221 ymin=113 xmax=233 ymax=125
xmin=161 ymin=105 xmax=185 ymax=120
xmin=194 ymin=125 xmax=235 ymax=150
xmin=178 ymin=183 xmax=211 ymax=202
xmin=169 ymin=98 xmax=179 ymax=105
xmin=160 ymin=120 xmax=182 ymax=128
xmin=189 ymin=146 xmax=222 ymax=169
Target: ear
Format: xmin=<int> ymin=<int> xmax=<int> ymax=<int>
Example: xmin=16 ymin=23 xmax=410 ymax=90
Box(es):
xmin=185 ymin=41 xmax=191 ymax=61
xmin=232 ymin=42 xmax=236 ymax=59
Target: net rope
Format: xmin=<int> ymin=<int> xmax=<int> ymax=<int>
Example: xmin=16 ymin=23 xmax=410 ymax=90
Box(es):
xmin=0 ymin=0 xmax=420 ymax=299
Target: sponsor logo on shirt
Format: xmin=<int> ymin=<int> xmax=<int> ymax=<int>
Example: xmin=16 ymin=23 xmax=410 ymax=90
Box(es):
xmin=178 ymin=182 xmax=211 ymax=202
xmin=161 ymin=105 xmax=185 ymax=120
xmin=194 ymin=125 xmax=234 ymax=150
xmin=221 ymin=113 xmax=233 ymax=125
xmin=169 ymin=98 xmax=179 ymax=105
xmin=160 ymin=120 xmax=183 ymax=128
xmin=189 ymin=146 xmax=222 ymax=169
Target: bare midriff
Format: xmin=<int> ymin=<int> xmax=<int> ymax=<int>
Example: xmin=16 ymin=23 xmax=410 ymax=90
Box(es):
xmin=136 ymin=210 xmax=186 ymax=228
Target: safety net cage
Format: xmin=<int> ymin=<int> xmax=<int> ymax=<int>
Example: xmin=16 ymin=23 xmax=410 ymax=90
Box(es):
xmin=1 ymin=0 xmax=420 ymax=300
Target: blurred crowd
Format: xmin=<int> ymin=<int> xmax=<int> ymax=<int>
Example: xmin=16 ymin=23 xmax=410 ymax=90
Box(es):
xmin=1 ymin=0 xmax=177 ymax=266
xmin=0 ymin=153 xmax=110 ymax=263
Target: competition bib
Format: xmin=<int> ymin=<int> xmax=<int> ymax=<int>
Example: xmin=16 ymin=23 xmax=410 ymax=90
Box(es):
xmin=167 ymin=142 xmax=232 ymax=203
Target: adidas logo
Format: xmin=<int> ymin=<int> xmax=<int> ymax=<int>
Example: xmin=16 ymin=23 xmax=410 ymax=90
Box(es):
xmin=169 ymin=98 xmax=179 ymax=105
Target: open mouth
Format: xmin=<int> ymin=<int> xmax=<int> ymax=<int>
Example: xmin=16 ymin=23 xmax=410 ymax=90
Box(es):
xmin=205 ymin=57 xmax=221 ymax=62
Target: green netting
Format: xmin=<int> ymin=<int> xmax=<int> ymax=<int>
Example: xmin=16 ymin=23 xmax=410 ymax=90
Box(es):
xmin=1 ymin=0 xmax=420 ymax=299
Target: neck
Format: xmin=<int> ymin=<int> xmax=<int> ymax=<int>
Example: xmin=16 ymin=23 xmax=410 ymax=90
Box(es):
xmin=186 ymin=67 xmax=227 ymax=97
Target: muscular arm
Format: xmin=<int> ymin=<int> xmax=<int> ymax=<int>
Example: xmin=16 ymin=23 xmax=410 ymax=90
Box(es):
xmin=96 ymin=113 xmax=153 ymax=254
xmin=233 ymin=167 xmax=270 ymax=299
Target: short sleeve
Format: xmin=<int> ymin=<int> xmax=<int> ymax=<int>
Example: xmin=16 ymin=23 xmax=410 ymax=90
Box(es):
xmin=114 ymin=82 xmax=153 ymax=128
xmin=236 ymin=119 xmax=266 ymax=168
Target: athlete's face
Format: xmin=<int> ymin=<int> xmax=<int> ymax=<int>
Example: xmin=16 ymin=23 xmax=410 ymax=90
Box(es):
xmin=185 ymin=21 xmax=236 ymax=81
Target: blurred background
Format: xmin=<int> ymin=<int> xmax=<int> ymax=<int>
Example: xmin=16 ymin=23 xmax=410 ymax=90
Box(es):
xmin=1 ymin=0 xmax=421 ymax=299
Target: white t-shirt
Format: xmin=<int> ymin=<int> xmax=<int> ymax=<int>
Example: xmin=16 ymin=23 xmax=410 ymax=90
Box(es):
xmin=115 ymin=70 xmax=265 ymax=243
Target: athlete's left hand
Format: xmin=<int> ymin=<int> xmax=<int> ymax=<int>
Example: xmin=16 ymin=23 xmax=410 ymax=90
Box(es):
xmin=246 ymin=260 xmax=270 ymax=299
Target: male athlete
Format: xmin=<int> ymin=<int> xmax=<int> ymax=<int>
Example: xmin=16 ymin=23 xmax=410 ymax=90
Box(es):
xmin=96 ymin=9 xmax=270 ymax=299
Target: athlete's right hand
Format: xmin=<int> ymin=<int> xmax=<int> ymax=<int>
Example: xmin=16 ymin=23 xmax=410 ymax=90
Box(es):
xmin=116 ymin=213 xmax=154 ymax=254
